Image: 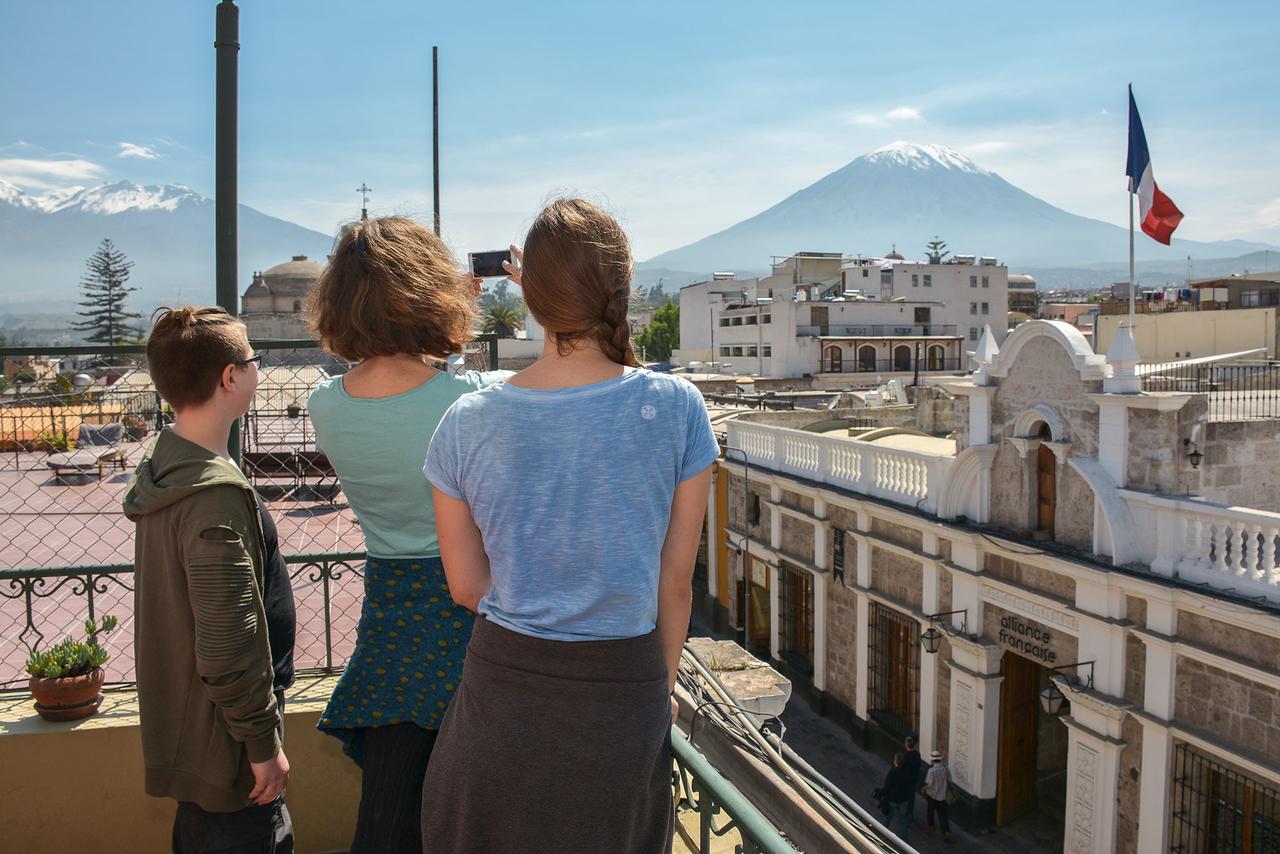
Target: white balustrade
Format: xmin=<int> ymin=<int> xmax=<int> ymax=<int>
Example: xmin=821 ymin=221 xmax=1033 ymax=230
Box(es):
xmin=1122 ymin=490 xmax=1280 ymax=603
xmin=726 ymin=421 xmax=953 ymax=513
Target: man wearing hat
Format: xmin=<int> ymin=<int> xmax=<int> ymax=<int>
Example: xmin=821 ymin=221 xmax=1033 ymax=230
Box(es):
xmin=922 ymin=749 xmax=953 ymax=840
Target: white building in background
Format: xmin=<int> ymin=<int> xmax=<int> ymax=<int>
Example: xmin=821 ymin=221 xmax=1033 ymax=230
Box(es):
xmin=241 ymin=255 xmax=324 ymax=339
xmin=675 ymin=250 xmax=1011 ymax=381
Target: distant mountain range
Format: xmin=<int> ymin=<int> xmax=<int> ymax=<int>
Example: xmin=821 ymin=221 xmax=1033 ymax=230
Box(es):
xmin=639 ymin=142 xmax=1278 ymax=282
xmin=0 ymin=180 xmax=335 ymax=319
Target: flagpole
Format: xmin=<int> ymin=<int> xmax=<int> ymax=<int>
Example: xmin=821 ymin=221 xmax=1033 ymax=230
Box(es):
xmin=1129 ymin=187 xmax=1136 ymax=330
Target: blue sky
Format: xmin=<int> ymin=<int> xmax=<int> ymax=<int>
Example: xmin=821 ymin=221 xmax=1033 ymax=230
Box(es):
xmin=2 ymin=0 xmax=1278 ymax=260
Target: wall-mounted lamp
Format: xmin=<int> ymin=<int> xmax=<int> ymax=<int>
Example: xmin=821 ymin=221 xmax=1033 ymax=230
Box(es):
xmin=1039 ymin=661 xmax=1095 ymax=716
xmin=1183 ymin=438 xmax=1203 ymax=470
xmin=920 ymin=609 xmax=969 ymax=655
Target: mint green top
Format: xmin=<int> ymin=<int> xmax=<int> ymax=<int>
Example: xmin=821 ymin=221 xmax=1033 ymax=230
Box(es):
xmin=308 ymin=370 xmax=509 ymax=558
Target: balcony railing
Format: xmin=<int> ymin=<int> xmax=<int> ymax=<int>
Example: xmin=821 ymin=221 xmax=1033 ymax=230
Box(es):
xmin=796 ymin=323 xmax=958 ymax=338
xmin=819 ymin=357 xmax=963 ymax=374
xmin=671 ymin=732 xmax=793 ymax=853
xmin=1122 ymin=490 xmax=1280 ymax=604
xmin=727 ymin=421 xmax=954 ymax=513
xmin=1140 ymin=360 xmax=1280 ymax=421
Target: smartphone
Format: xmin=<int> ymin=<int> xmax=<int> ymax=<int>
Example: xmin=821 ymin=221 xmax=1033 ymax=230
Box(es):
xmin=468 ymin=250 xmax=513 ymax=278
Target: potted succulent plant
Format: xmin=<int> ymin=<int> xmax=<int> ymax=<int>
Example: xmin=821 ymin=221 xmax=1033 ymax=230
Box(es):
xmin=25 ymin=614 xmax=118 ymax=722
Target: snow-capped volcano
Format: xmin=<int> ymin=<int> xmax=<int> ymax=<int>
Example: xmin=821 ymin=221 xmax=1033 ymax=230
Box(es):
xmin=2 ymin=180 xmax=208 ymax=214
xmin=0 ymin=179 xmax=334 ymax=313
xmin=863 ymin=141 xmax=991 ymax=175
xmin=642 ymin=140 xmax=1276 ymax=273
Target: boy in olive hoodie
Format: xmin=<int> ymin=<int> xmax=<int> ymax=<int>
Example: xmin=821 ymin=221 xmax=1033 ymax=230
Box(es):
xmin=123 ymin=307 xmax=296 ymax=853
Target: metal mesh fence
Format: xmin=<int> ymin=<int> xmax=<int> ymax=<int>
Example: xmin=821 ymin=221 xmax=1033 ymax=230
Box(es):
xmin=0 ymin=335 xmax=498 ymax=689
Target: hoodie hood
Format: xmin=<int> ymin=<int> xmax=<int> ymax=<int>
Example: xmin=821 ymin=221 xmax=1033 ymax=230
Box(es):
xmin=123 ymin=429 xmax=253 ymax=519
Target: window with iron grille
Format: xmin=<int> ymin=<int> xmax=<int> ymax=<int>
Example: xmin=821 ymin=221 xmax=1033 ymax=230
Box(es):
xmin=868 ymin=602 xmax=920 ymax=740
xmin=778 ymin=564 xmax=814 ymax=674
xmin=1170 ymin=742 xmax=1280 ymax=852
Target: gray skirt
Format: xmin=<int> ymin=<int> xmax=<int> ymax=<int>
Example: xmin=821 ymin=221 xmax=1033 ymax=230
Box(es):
xmin=421 ymin=617 xmax=674 ymax=854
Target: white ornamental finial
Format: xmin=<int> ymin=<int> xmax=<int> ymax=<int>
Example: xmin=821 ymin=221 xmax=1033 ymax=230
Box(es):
xmin=972 ymin=325 xmax=1000 ymax=385
xmin=1105 ymin=322 xmax=1142 ymax=393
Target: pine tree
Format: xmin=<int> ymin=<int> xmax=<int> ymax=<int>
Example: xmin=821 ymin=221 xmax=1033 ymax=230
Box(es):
xmin=72 ymin=239 xmax=140 ymax=346
xmin=924 ymin=236 xmax=949 ymax=265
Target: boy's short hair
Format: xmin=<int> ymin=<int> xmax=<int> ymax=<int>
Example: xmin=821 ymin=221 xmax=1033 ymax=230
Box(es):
xmin=307 ymin=216 xmax=477 ymax=362
xmin=146 ymin=306 xmax=250 ymax=410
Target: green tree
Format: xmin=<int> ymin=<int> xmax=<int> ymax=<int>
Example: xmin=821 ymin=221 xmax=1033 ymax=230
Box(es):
xmin=924 ymin=236 xmax=949 ymax=264
xmin=481 ymin=303 xmax=524 ymax=338
xmin=635 ymin=299 xmax=679 ymax=362
xmin=72 ymin=239 xmax=140 ymax=346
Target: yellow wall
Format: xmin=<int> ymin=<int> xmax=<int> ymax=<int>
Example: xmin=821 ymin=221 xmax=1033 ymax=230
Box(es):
xmin=1095 ymin=307 xmax=1277 ymax=362
xmin=0 ymin=677 xmax=361 ymax=854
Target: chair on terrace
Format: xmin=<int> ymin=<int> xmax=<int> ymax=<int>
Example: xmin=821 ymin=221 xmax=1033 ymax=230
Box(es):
xmin=46 ymin=422 xmax=127 ymax=481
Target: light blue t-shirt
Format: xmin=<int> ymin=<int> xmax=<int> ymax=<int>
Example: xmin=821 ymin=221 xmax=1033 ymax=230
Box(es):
xmin=423 ymin=368 xmax=720 ymax=641
xmin=309 ymin=369 xmax=509 ymax=559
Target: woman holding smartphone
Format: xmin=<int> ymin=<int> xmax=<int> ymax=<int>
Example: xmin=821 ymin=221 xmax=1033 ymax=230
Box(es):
xmin=306 ymin=216 xmax=508 ymax=854
xmin=422 ymin=199 xmax=718 ymax=852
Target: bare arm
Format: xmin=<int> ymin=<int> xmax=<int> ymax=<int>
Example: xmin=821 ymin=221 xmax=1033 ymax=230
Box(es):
xmin=658 ymin=466 xmax=713 ymax=698
xmin=432 ymin=486 xmax=492 ymax=611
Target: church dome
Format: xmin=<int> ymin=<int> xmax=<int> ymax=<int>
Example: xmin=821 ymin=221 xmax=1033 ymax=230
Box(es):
xmin=243 ymin=272 xmax=270 ymax=297
xmin=260 ymin=255 xmax=324 ymax=296
xmin=884 ymin=248 xmax=905 ymax=261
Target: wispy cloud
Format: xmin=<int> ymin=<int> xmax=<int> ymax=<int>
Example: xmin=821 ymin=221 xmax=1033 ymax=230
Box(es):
xmin=963 ymin=141 xmax=1013 ymax=156
xmin=0 ymin=157 xmax=104 ymax=190
xmin=847 ymin=106 xmax=924 ymax=127
xmin=1259 ymin=197 xmax=1280 ymax=229
xmin=117 ymin=142 xmax=159 ymax=160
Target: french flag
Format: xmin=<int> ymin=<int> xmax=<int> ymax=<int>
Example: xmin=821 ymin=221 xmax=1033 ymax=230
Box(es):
xmin=1126 ymin=86 xmax=1183 ymax=245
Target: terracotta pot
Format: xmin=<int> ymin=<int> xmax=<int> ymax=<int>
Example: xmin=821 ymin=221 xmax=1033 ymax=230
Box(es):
xmin=29 ymin=667 xmax=105 ymax=722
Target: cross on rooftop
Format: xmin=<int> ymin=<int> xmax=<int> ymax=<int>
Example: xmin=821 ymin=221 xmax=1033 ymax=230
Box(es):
xmin=356 ymin=183 xmax=372 ymax=220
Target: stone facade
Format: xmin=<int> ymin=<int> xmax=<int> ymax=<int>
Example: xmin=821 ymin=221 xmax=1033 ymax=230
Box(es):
xmin=983 ymin=554 xmax=1075 ymax=604
xmin=870 ymin=517 xmax=923 ymax=552
xmin=1114 ymin=715 xmax=1143 ymax=854
xmin=869 ymin=546 xmax=922 ymax=609
xmin=1201 ymin=418 xmax=1280 ymax=509
xmin=1177 ymin=609 xmax=1280 ymax=673
xmin=825 ymin=576 xmax=859 ymax=713
xmin=1175 ymin=656 xmax=1280 ymax=765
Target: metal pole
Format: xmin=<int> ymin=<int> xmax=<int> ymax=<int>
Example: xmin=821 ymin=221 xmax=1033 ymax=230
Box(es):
xmin=215 ymin=0 xmax=241 ymax=464
xmin=1129 ymin=188 xmax=1136 ymax=332
xmin=432 ymin=45 xmax=441 ymax=237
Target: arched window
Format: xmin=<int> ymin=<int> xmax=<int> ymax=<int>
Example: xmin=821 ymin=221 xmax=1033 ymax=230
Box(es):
xmin=824 ymin=346 xmax=843 ymax=373
xmin=893 ymin=345 xmax=912 ymax=372
xmin=858 ymin=345 xmax=877 ymax=372
xmin=1035 ymin=421 xmax=1056 ymax=536
xmin=927 ymin=344 xmax=945 ymax=372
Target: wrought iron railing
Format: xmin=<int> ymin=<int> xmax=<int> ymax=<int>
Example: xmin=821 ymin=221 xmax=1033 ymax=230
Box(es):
xmin=671 ymin=731 xmax=794 ymax=853
xmin=819 ymin=356 xmax=963 ymax=374
xmin=0 ymin=337 xmax=498 ymax=690
xmin=1141 ymin=360 xmax=1280 ymax=421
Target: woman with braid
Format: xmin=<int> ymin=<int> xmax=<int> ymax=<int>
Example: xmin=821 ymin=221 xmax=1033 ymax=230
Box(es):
xmin=421 ymin=199 xmax=718 ymax=852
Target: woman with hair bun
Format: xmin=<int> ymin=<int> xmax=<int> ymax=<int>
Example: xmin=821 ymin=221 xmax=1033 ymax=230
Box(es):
xmin=421 ymin=199 xmax=718 ymax=852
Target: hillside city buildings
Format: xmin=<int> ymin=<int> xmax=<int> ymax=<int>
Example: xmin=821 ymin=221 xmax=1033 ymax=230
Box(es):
xmin=693 ymin=318 xmax=1280 ymax=852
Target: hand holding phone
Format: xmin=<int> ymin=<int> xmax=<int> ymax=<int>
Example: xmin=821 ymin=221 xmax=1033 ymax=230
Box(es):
xmin=469 ymin=250 xmax=513 ymax=279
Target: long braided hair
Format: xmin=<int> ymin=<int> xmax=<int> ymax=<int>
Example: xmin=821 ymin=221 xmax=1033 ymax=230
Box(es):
xmin=521 ymin=199 xmax=639 ymax=367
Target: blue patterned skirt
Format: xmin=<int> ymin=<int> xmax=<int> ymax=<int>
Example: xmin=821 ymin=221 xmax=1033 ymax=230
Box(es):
xmin=318 ymin=556 xmax=473 ymax=766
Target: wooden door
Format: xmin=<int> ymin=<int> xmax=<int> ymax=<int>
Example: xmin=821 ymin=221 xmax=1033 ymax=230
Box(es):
xmin=747 ymin=559 xmax=770 ymax=653
xmin=1037 ymin=444 xmax=1056 ymax=534
xmin=810 ymin=306 xmax=829 ymax=336
xmin=997 ymin=653 xmax=1040 ymax=825
xmin=715 ymin=466 xmax=730 ymax=608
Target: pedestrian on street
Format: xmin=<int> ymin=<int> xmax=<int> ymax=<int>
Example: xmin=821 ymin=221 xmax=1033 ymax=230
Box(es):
xmin=882 ymin=752 xmax=916 ymax=843
xmin=923 ymin=749 xmax=954 ymax=841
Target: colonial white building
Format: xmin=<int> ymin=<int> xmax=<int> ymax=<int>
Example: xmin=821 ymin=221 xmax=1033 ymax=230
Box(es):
xmin=677 ymin=251 xmax=1010 ymax=382
xmin=700 ymin=320 xmax=1280 ymax=851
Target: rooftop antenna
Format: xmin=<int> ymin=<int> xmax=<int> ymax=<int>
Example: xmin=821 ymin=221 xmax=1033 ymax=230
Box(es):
xmin=356 ymin=183 xmax=372 ymax=220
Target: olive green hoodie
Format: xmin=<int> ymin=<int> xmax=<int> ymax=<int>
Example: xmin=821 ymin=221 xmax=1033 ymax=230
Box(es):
xmin=123 ymin=429 xmax=280 ymax=813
